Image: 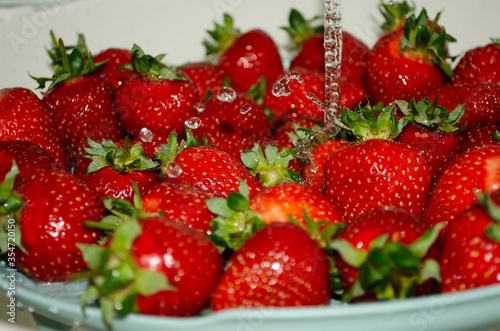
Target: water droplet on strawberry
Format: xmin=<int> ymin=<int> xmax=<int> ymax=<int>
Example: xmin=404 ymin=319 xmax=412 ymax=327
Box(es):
xmin=166 ymin=162 xmax=182 ymax=178
xmin=240 ymin=104 xmax=252 ymax=114
xmin=185 ymin=117 xmax=202 ymax=130
xmin=217 ymin=87 xmax=237 ymax=102
xmin=195 ymin=102 xmax=205 ymax=113
xmin=139 ymin=128 xmax=154 ymax=142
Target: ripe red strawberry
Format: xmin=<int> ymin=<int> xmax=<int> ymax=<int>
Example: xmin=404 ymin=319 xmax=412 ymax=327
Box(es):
xmin=159 ymin=142 xmax=263 ymax=198
xmin=395 ymin=98 xmax=465 ymax=181
xmin=211 ymin=221 xmax=331 ymax=310
xmin=427 ymin=82 xmax=500 ymax=130
xmin=78 ymin=216 xmax=222 ymax=324
xmin=141 ymin=182 xmax=219 ymax=234
xmin=0 ymin=164 xmax=104 ymax=282
xmin=440 ymin=191 xmax=500 ymax=293
xmin=329 ymin=206 xmax=444 ymax=302
xmin=72 ymin=137 xmax=159 ymax=203
xmin=193 ymin=90 xmax=271 ymax=159
xmin=93 ymin=47 xmax=132 ymax=89
xmin=0 ymin=87 xmax=67 ymax=166
xmin=204 ymin=14 xmax=283 ymax=92
xmin=421 ymin=145 xmax=500 ymax=231
xmin=0 ymin=141 xmax=62 ymax=183
xmin=35 ymin=37 xmax=126 ymax=166
xmin=283 ymin=9 xmax=370 ymax=87
xmin=364 ymin=8 xmax=455 ymax=105
xmin=459 ymin=123 xmax=500 ymax=152
xmin=177 ymin=62 xmax=226 ymax=100
xmin=249 ymin=181 xmax=344 ymax=227
xmin=450 ymin=39 xmax=500 ymax=85
xmin=114 ymin=44 xmax=199 ymax=144
xmin=324 ymin=104 xmax=432 ymax=221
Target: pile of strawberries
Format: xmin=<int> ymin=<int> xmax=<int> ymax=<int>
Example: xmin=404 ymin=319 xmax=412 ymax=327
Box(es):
xmin=1 ymin=1 xmax=500 ymax=326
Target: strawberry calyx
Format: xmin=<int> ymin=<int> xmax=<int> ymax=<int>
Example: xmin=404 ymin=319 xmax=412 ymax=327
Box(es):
xmin=378 ymin=0 xmax=415 ymax=34
xmin=77 ymin=219 xmax=174 ymax=326
xmin=84 ymin=137 xmax=159 ymax=174
xmin=474 ymin=190 xmax=500 ymax=243
xmin=153 ymin=128 xmax=206 ymax=179
xmin=333 ymin=103 xmax=411 ymax=143
xmin=203 ymin=13 xmax=240 ymax=56
xmin=31 ymin=33 xmax=103 ymax=90
xmin=281 ymin=8 xmax=323 ymax=47
xmin=288 ymin=210 xmax=345 ymax=249
xmin=0 ymin=161 xmax=25 ymax=254
xmin=46 ymin=30 xmax=89 ymax=67
xmin=206 ymin=179 xmax=266 ymax=251
xmin=329 ymin=221 xmax=446 ymax=302
xmin=400 ymin=8 xmax=456 ymax=77
xmin=120 ymin=44 xmax=187 ymax=82
xmin=396 ymin=97 xmax=465 ymax=133
xmin=241 ymin=143 xmax=303 ymax=187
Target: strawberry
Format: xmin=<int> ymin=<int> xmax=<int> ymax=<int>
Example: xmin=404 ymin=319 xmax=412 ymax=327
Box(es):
xmin=78 ymin=216 xmax=222 ymax=324
xmin=72 ymin=137 xmax=159 ymax=203
xmin=395 ymin=98 xmax=465 ymax=181
xmin=450 ymin=39 xmax=500 ymax=85
xmin=177 ymin=62 xmax=227 ymax=100
xmin=364 ymin=8 xmax=455 ymax=105
xmin=249 ymin=181 xmax=344 ymax=229
xmin=459 ymin=123 xmax=500 ymax=152
xmin=206 ymin=180 xmax=343 ymax=251
xmin=0 ymin=87 xmax=67 ymax=166
xmin=0 ymin=163 xmax=104 ymax=282
xmin=421 ymin=145 xmax=500 ymax=232
xmin=324 ymin=104 xmax=432 ymax=221
xmin=93 ymin=47 xmax=132 ymax=89
xmin=0 ymin=141 xmax=62 ymax=183
xmin=34 ymin=36 xmax=126 ymax=166
xmin=193 ymin=89 xmax=271 ymax=159
xmin=157 ymin=136 xmax=263 ymax=198
xmin=427 ymin=82 xmax=500 ymax=130
xmin=283 ymin=8 xmax=370 ymax=87
xmin=329 ymin=206 xmax=445 ymax=302
xmin=204 ymin=13 xmax=283 ymax=92
xmin=211 ymin=221 xmax=331 ymax=310
xmin=114 ymin=44 xmax=199 ymax=145
xmin=440 ymin=191 xmax=500 ymax=293
xmin=141 ymin=182 xmax=219 ymax=234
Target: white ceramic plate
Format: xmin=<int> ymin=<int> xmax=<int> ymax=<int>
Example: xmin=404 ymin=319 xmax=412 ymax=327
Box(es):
xmin=2 ymin=260 xmax=500 ymax=331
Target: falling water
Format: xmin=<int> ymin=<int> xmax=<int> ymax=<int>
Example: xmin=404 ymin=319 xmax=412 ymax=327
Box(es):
xmin=323 ymin=0 xmax=343 ymax=126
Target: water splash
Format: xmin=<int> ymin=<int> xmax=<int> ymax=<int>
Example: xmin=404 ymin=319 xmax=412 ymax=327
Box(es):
xmin=240 ymin=104 xmax=252 ymax=115
xmin=185 ymin=117 xmax=202 ymax=130
xmin=324 ymin=0 xmax=343 ymax=125
xmin=165 ymin=162 xmax=182 ymax=178
xmin=139 ymin=127 xmax=154 ymax=143
xmin=217 ymin=87 xmax=237 ymax=102
xmin=272 ymin=71 xmax=304 ymax=97
xmin=195 ymin=102 xmax=205 ymax=113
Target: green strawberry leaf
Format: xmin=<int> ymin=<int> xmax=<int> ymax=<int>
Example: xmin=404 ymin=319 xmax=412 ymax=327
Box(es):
xmin=135 ymin=269 xmax=175 ymax=295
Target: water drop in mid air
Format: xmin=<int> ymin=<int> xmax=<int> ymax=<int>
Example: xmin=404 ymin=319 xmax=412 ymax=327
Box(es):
xmin=195 ymin=102 xmax=205 ymax=113
xmin=240 ymin=104 xmax=252 ymax=114
xmin=272 ymin=71 xmax=304 ymax=97
xmin=139 ymin=128 xmax=154 ymax=142
xmin=185 ymin=117 xmax=202 ymax=130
